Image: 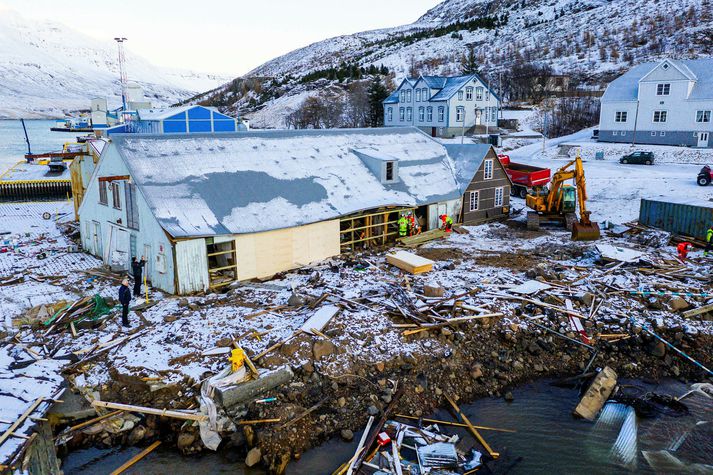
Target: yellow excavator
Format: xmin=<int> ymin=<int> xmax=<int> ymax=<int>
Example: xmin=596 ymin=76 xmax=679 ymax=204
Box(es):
xmin=525 ymin=154 xmax=601 ymax=241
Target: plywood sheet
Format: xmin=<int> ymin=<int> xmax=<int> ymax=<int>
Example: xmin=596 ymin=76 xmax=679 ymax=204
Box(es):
xmin=175 ymin=238 xmax=210 ymax=294
xmin=386 ymin=250 xmax=434 ymax=274
xmin=300 ymin=305 xmax=340 ymax=335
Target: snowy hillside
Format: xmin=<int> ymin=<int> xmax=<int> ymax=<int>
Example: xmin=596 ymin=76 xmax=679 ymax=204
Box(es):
xmin=0 ymin=9 xmax=230 ymax=119
xmin=201 ymin=0 xmax=712 ymax=128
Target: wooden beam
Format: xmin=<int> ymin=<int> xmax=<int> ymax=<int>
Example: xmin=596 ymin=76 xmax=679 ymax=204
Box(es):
xmin=98 ymin=175 xmax=130 ymax=183
xmin=91 ymin=401 xmax=207 ymax=422
xmin=402 ymin=313 xmax=502 ymax=336
xmin=110 ymin=440 xmax=161 ymax=475
xmin=0 ymin=398 xmax=44 ymax=448
xmin=237 ymin=418 xmax=281 ymax=425
xmin=445 ymin=394 xmax=499 ymax=459
xmin=393 ymin=414 xmax=515 ymax=432
xmin=68 ymin=410 xmax=124 ymax=432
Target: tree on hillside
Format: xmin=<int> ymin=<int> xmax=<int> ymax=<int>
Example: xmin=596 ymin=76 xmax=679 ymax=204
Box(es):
xmin=460 ymin=46 xmax=480 ymax=75
xmin=367 ymin=79 xmax=389 ymax=127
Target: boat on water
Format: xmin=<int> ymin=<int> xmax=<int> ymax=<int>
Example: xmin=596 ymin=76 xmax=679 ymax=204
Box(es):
xmin=50 ymin=117 xmax=94 ymax=133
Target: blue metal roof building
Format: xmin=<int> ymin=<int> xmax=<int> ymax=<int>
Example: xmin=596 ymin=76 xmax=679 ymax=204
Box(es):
xmin=106 ymin=105 xmax=239 ymax=135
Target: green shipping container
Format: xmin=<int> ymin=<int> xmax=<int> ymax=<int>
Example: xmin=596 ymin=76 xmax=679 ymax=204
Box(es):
xmin=639 ymin=198 xmax=713 ymax=241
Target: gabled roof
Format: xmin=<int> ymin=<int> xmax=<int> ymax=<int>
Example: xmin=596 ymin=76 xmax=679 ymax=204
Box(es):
xmin=443 ymin=144 xmax=496 ymax=194
xmin=421 ymin=76 xmax=448 ymax=89
xmin=602 ymin=58 xmax=713 ymax=102
xmin=137 ymin=105 xmax=196 ymax=121
xmin=109 ymin=127 xmax=462 ymax=238
xmin=383 ymin=73 xmax=500 ymax=104
xmin=383 ymin=90 xmax=400 ymax=104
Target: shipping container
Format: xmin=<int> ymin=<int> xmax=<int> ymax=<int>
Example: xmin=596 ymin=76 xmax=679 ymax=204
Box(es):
xmin=639 ymin=198 xmax=713 ymax=241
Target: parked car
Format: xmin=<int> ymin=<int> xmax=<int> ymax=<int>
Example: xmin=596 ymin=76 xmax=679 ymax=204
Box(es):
xmin=620 ymin=151 xmax=654 ymax=165
xmin=698 ymin=165 xmax=712 ymax=186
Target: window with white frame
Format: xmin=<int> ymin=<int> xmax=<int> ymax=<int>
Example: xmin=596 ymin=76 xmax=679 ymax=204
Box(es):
xmin=427 ymin=107 xmax=433 ymax=122
xmin=466 ymin=87 xmax=473 ymax=100
xmin=653 ymin=110 xmax=667 ymax=122
xmin=416 ymin=89 xmax=421 ymax=102
xmin=387 ymin=108 xmax=393 ymax=122
xmin=399 ymin=108 xmax=405 ymax=121
xmin=406 ymin=107 xmax=412 ymax=121
xmin=485 ymin=108 xmax=490 ymax=122
xmin=458 ymin=91 xmax=464 ymax=100
xmin=660 ymin=131 xmax=666 ymax=136
xmin=469 ymin=191 xmax=479 ymax=211
xmin=456 ymin=107 xmax=464 ymax=122
xmin=422 ymin=88 xmax=429 ymax=100
xmin=613 ymin=131 xmax=618 ymax=136
xmin=111 ymin=182 xmax=121 ymax=210
xmin=484 ymin=159 xmax=493 ymax=179
xmin=476 ymin=87 xmax=483 ymax=101
xmin=438 ymin=107 xmax=445 ymax=122
xmin=400 ymin=90 xmax=406 ymax=102
xmin=99 ymin=181 xmax=108 ymax=205
xmin=485 ymin=90 xmax=490 ymax=101
xmin=651 ymin=131 xmax=657 ymax=136
xmin=494 ymin=187 xmax=504 ymax=207
xmin=656 ymin=83 xmax=670 ymax=96
xmin=621 ymin=131 xmax=626 ymax=136
xmin=406 ymin=90 xmax=411 ymax=102
xmin=696 ymin=110 xmax=711 ymax=123
xmin=615 ymin=111 xmax=627 ymax=122
xmin=418 ymin=107 xmax=425 ymax=122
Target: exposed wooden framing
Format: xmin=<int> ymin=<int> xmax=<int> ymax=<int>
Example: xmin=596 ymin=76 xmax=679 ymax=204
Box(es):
xmin=208 ymin=264 xmax=238 ymax=273
xmin=109 ymin=440 xmax=161 ymax=475
xmin=68 ymin=410 xmax=124 ymax=432
xmin=0 ymin=398 xmax=44 ymax=448
xmin=207 ymin=249 xmax=235 ymax=257
xmin=340 ymin=207 xmax=415 ymax=251
xmin=207 ymin=239 xmax=238 ymax=289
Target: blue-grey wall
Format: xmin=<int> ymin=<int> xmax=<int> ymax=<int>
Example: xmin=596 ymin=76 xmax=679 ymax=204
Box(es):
xmin=599 ymin=130 xmax=710 ymax=148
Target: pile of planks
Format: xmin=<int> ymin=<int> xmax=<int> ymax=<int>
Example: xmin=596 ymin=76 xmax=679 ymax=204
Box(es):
xmin=43 ymin=295 xmax=113 ymax=336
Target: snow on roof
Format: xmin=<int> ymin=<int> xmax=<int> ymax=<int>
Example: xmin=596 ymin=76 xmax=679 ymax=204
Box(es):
xmin=443 ymin=144 xmax=492 ymax=194
xmin=430 ymin=75 xmax=474 ymax=101
xmin=602 ymin=59 xmax=713 ymax=102
xmin=422 ymin=76 xmax=448 ymax=89
xmin=111 ymin=127 xmax=463 ymax=238
xmin=384 ymin=90 xmax=400 ymax=104
xmin=137 ymin=105 xmax=208 ymax=121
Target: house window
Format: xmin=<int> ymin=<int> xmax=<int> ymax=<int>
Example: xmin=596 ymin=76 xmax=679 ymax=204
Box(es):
xmin=387 ymin=107 xmax=393 ymax=122
xmin=406 ymin=107 xmax=412 ymax=121
xmin=416 ymin=89 xmax=421 ymax=102
xmin=456 ymin=107 xmax=464 ymax=122
xmin=656 ymin=83 xmax=670 ymax=96
xmin=400 ymin=90 xmax=406 ymax=102
xmin=696 ymin=110 xmax=711 ymax=123
xmin=385 ymin=161 xmax=395 ymax=181
xmin=621 ymin=131 xmax=626 ymax=136
xmin=476 ymin=87 xmax=483 ymax=101
xmin=406 ymin=90 xmax=411 ymax=102
xmin=111 ymin=182 xmax=121 ymax=209
xmin=660 ymin=131 xmax=665 ymax=137
xmin=484 ymin=159 xmax=494 ymax=179
xmin=485 ymin=90 xmax=490 ymax=101
xmin=458 ymin=91 xmax=464 ymax=101
xmin=427 ymin=107 xmax=433 ymax=122
xmin=422 ymin=88 xmax=429 ymax=100
xmin=99 ymin=182 xmax=108 ymax=205
xmin=419 ymin=107 xmax=425 ymax=122
xmin=613 ymin=131 xmax=618 ymax=136
xmin=466 ymin=87 xmax=473 ymax=100
xmin=653 ymin=110 xmax=667 ymax=122
xmin=469 ymin=191 xmax=479 ymax=211
xmin=125 ymin=183 xmax=139 ymax=230
xmin=399 ymin=108 xmax=405 ymax=121
xmin=494 ymin=187 xmax=504 ymax=207
xmin=438 ymin=107 xmax=445 ymax=122
xmin=615 ymin=111 xmax=627 ymax=122
xmin=651 ymin=131 xmax=657 ymax=136
xmin=485 ymin=107 xmax=490 ymax=122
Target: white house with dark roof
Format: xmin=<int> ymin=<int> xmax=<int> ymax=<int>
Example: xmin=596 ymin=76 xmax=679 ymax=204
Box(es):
xmin=599 ymin=58 xmax=713 ymax=148
xmin=383 ymin=74 xmax=500 ymax=138
xmin=78 ymin=127 xmax=475 ymax=294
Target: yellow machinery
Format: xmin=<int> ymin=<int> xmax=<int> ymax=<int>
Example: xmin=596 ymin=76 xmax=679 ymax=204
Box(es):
xmin=525 ymin=155 xmax=601 ymax=241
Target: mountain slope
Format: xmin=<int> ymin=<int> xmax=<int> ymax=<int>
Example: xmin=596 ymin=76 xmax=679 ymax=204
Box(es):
xmin=0 ymin=9 xmax=230 ymax=118
xmin=202 ymin=0 xmax=712 ymax=128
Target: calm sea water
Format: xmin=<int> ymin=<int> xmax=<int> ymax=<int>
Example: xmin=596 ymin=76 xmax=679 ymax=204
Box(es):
xmin=62 ymin=378 xmax=710 ymax=475
xmin=0 ymin=120 xmax=70 ymax=172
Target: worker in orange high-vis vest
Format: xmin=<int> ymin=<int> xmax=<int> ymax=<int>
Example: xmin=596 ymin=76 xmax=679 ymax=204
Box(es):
xmin=440 ymin=214 xmax=453 ymax=232
xmin=677 ymin=241 xmax=692 ymax=261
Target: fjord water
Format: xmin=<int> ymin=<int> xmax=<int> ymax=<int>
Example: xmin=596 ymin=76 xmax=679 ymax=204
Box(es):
xmin=0 ymin=119 xmax=69 ymax=171
xmin=62 ymin=378 xmax=710 ymax=474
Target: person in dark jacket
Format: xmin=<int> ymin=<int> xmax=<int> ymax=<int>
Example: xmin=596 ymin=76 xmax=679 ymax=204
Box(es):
xmin=131 ymin=256 xmax=146 ymax=297
xmin=119 ymin=278 xmax=132 ymax=327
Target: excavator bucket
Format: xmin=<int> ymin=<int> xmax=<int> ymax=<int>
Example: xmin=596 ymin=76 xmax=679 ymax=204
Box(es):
xmin=572 ymin=221 xmax=601 ymax=241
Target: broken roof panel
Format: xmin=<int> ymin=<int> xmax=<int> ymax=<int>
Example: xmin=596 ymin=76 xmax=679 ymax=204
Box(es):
xmin=111 ymin=127 xmax=462 ymax=238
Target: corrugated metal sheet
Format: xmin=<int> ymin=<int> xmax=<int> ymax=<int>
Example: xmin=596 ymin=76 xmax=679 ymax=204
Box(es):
xmin=639 ymin=198 xmax=713 ymax=241
xmin=175 ymin=239 xmax=210 ymax=294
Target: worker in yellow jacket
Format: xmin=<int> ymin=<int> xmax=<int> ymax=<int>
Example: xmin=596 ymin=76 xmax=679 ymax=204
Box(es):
xmin=706 ymin=225 xmax=713 ymax=257
xmin=398 ymin=215 xmax=408 ymax=237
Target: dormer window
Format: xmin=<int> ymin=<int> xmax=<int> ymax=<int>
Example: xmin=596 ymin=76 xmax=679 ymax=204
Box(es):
xmin=384 ymin=161 xmax=398 ymax=183
xmin=656 ymin=83 xmax=670 ymax=96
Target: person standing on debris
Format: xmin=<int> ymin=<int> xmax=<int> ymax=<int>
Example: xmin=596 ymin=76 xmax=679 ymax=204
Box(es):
xmin=706 ymin=226 xmax=713 ymax=257
xmin=131 ymin=256 xmax=146 ymax=297
xmin=440 ymin=214 xmax=453 ymax=232
xmin=398 ymin=214 xmax=408 ymax=237
xmin=119 ymin=278 xmax=132 ymax=327
xmin=677 ymin=241 xmax=692 ymax=261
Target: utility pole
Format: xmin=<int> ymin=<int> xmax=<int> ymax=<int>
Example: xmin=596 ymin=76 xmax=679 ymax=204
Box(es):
xmin=542 ymin=107 xmax=547 ymax=154
xmin=461 ymin=109 xmax=466 ymax=144
xmin=631 ymin=100 xmax=639 ymax=147
xmin=114 ymin=37 xmax=128 ymax=110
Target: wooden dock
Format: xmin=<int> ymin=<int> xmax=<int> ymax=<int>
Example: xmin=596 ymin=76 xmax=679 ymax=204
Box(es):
xmin=0 ymin=160 xmax=72 ymax=202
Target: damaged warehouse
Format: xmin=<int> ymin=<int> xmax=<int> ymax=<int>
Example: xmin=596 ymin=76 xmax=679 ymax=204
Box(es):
xmin=77 ymin=127 xmax=504 ymax=294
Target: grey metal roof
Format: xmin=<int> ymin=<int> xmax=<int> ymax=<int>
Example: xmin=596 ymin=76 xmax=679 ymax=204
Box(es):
xmin=422 ymin=76 xmax=448 ymax=89
xmin=110 ymin=127 xmax=463 ymax=238
xmin=443 ymin=143 xmax=493 ymax=194
xmin=383 ymin=90 xmax=399 ymax=104
xmin=602 ymin=58 xmax=713 ymax=102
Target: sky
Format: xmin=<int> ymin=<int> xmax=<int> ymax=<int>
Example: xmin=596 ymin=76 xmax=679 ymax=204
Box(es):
xmin=1 ymin=0 xmax=443 ymax=77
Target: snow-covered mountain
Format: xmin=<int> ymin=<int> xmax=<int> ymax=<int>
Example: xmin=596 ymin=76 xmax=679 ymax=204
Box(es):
xmin=199 ymin=0 xmax=712 ymax=128
xmin=0 ymin=8 xmax=230 ymax=118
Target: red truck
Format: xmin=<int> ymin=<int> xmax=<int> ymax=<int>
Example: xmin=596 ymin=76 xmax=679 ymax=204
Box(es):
xmin=498 ymin=154 xmax=551 ymax=198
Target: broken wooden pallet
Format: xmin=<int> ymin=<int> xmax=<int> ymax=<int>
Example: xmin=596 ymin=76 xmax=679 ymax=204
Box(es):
xmin=386 ymin=250 xmax=434 ymax=274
